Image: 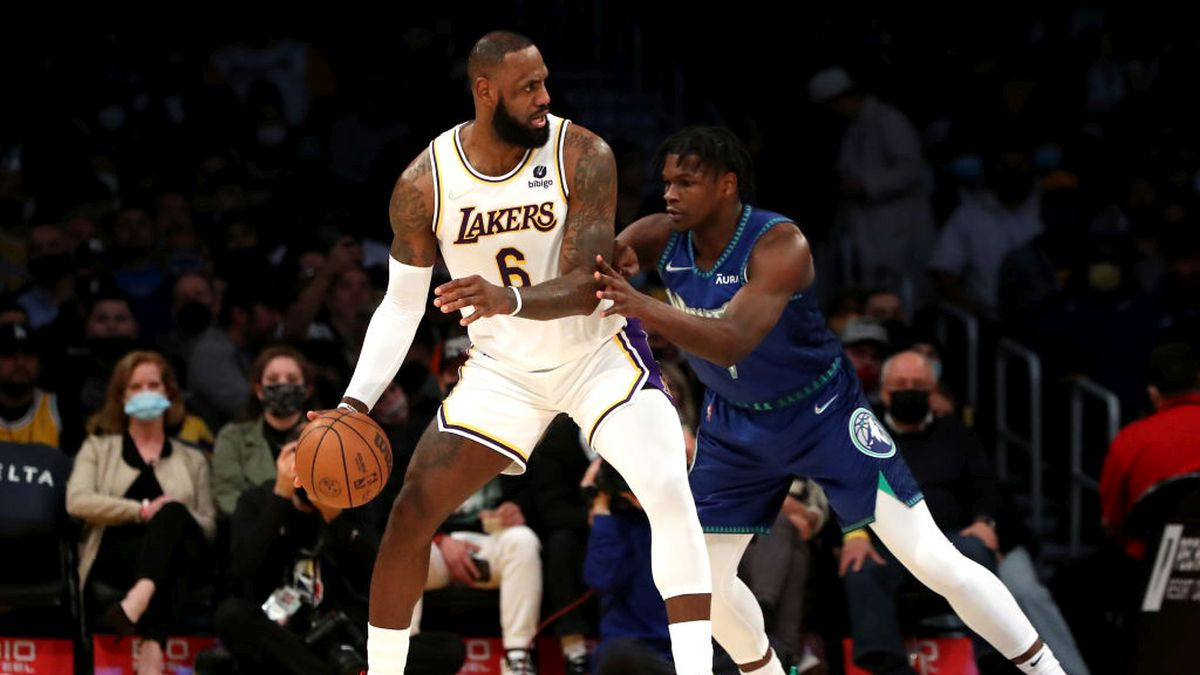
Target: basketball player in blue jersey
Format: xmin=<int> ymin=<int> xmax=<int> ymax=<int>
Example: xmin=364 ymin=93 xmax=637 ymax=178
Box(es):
xmin=315 ymin=33 xmax=713 ymax=675
xmin=595 ymin=127 xmax=1064 ymax=675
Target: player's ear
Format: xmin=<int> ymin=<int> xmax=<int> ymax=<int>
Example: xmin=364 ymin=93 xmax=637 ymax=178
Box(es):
xmin=721 ymin=172 xmax=738 ymax=199
xmin=473 ymin=76 xmax=495 ymax=107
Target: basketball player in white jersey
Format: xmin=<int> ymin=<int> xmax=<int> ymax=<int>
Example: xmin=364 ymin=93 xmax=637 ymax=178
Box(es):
xmin=321 ymin=31 xmax=713 ymax=675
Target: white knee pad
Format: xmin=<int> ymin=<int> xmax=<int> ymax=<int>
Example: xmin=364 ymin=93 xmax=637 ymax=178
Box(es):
xmin=592 ymin=390 xmax=711 ymax=599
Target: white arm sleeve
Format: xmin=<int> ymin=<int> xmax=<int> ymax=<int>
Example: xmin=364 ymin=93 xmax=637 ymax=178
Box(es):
xmin=343 ymin=257 xmax=433 ymax=411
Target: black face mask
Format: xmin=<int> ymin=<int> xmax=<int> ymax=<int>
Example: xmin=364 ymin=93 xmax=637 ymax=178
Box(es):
xmin=261 ymin=383 xmax=307 ymax=417
xmin=89 ymin=336 xmax=138 ymax=364
xmin=175 ymin=301 xmax=212 ymax=337
xmin=28 ymin=253 xmax=74 ymax=287
xmin=0 ymin=380 xmax=33 ymax=398
xmin=889 ymin=389 xmax=930 ymax=425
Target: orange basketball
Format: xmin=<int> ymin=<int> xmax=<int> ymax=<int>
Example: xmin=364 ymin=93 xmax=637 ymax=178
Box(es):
xmin=295 ymin=409 xmax=393 ymax=509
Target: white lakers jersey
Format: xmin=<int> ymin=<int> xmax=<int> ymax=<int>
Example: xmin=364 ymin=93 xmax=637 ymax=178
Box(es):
xmin=429 ymin=114 xmax=623 ymax=371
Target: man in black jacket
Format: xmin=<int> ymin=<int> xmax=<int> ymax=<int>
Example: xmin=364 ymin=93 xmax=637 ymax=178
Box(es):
xmin=215 ymin=442 xmax=463 ymax=675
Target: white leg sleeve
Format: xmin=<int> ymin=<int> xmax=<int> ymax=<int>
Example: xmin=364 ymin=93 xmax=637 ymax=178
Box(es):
xmin=706 ymin=534 xmax=780 ymax=671
xmin=869 ymin=491 xmax=1040 ymax=659
xmin=591 ymin=390 xmax=712 ymax=599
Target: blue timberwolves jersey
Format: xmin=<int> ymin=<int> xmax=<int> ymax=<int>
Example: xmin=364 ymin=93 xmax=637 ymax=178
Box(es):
xmin=657 ymin=205 xmax=844 ymax=410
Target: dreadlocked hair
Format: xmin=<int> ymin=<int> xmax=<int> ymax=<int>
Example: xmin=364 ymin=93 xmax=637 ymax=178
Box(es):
xmin=653 ymin=126 xmax=756 ymax=201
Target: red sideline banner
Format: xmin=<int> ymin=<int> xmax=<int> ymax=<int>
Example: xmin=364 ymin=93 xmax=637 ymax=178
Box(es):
xmin=458 ymin=636 xmax=595 ymax=675
xmin=93 ymin=635 xmax=216 ymax=674
xmin=844 ymin=637 xmax=978 ymax=675
xmin=0 ymin=637 xmax=73 ymax=674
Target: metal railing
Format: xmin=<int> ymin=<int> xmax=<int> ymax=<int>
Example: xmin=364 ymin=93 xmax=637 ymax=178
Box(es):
xmin=995 ymin=338 xmax=1044 ymax=535
xmin=935 ymin=302 xmax=980 ymax=417
xmin=1069 ymin=378 xmax=1121 ymax=557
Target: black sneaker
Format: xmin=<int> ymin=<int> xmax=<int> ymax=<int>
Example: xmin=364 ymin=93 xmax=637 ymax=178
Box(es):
xmin=503 ymin=650 xmax=537 ymax=675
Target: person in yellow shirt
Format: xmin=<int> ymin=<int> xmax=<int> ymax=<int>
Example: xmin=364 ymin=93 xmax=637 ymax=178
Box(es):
xmin=0 ymin=322 xmax=81 ymax=451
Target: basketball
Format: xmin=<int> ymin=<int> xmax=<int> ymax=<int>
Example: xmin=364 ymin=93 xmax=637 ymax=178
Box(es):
xmin=295 ymin=409 xmax=393 ymax=509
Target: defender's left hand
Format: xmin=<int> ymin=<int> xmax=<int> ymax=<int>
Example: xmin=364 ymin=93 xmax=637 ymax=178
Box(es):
xmin=594 ymin=255 xmax=652 ymax=319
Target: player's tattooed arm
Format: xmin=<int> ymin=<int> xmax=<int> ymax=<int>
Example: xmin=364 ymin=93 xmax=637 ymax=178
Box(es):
xmin=433 ymin=124 xmax=616 ymax=325
xmin=388 ymin=151 xmax=439 ymax=267
xmin=509 ymin=123 xmax=615 ymax=319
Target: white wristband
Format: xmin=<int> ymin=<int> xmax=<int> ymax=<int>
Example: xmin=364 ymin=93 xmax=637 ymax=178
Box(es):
xmin=509 ymin=286 xmax=523 ymax=316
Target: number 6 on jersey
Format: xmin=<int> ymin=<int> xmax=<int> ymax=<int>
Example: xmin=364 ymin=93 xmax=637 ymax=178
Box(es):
xmin=495 ymin=247 xmax=530 ymax=287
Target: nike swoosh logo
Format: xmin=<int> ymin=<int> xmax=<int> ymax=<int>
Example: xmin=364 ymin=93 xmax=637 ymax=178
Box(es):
xmin=1030 ymin=655 xmax=1043 ymax=667
xmin=664 ymin=263 xmax=692 ymax=272
xmin=814 ymin=394 xmax=839 ymax=414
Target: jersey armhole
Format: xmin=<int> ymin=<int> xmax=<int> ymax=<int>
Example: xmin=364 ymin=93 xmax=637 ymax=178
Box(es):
xmin=657 ymin=230 xmax=682 ymax=272
xmin=555 ymin=119 xmax=571 ymax=202
xmin=740 ymin=217 xmax=791 ymax=284
xmin=429 ymin=142 xmax=443 ymax=237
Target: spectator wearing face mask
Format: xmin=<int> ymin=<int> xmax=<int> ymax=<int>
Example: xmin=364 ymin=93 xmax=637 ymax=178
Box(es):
xmin=840 ymin=317 xmax=891 ymax=409
xmin=66 ymin=350 xmax=215 ymax=675
xmin=842 ymin=351 xmax=1089 ymax=674
xmin=930 ymin=142 xmax=1044 ymax=319
xmin=18 ymin=223 xmax=76 ymax=330
xmin=212 ymin=346 xmax=315 ymax=515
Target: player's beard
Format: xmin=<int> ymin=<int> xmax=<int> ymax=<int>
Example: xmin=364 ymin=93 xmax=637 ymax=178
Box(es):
xmin=492 ymin=96 xmax=550 ymax=148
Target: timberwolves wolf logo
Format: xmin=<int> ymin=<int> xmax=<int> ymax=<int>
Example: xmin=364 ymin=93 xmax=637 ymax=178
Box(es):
xmin=849 ymin=408 xmax=896 ymax=458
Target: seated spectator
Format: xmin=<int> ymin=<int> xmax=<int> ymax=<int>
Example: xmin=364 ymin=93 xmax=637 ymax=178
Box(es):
xmin=0 ymin=322 xmax=82 ymax=452
xmin=212 ymin=346 xmax=315 ymax=514
xmin=929 ymin=142 xmax=1043 ymax=319
xmin=844 ymin=351 xmax=1087 ymax=674
xmin=582 ymin=459 xmax=672 ymax=674
xmin=214 ymin=442 xmax=464 ymax=675
xmin=840 ymin=317 xmax=890 ymax=408
xmin=66 ymin=350 xmax=216 ymax=674
xmin=58 ymin=291 xmax=142 ymax=421
xmin=738 ymin=478 xmax=829 ymax=671
xmin=1099 ymin=341 xmax=1200 ymax=557
xmin=158 ymin=272 xmax=219 ymax=386
xmin=187 ymin=285 xmax=282 ymax=431
xmin=18 ymin=223 xmax=76 ymax=329
xmin=414 ymin=475 xmax=542 ymax=675
xmin=110 ymin=205 xmax=172 ymax=338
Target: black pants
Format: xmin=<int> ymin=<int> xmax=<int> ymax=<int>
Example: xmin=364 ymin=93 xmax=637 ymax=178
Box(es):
xmin=90 ymin=502 xmax=209 ymax=643
xmin=596 ymin=637 xmax=674 ymax=675
xmin=216 ymin=598 xmax=466 ymax=675
xmin=541 ymin=528 xmax=590 ymax=637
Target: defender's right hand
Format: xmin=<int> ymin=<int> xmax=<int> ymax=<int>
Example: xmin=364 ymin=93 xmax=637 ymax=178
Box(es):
xmin=839 ymin=534 xmax=885 ymax=576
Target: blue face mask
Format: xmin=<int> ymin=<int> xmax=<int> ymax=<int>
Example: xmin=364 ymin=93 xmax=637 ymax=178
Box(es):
xmin=124 ymin=391 xmax=171 ymax=421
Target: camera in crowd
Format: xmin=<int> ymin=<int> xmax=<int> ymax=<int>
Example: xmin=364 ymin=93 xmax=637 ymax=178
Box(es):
xmin=304 ymin=610 xmax=367 ymax=675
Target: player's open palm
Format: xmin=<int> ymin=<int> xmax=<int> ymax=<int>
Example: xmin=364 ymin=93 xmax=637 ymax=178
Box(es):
xmin=839 ymin=534 xmax=886 ymax=576
xmin=594 ymin=255 xmax=650 ymax=319
xmin=434 ymin=275 xmax=515 ymax=326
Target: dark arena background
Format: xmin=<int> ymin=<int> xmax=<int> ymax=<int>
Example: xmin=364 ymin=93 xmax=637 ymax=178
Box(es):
xmin=0 ymin=3 xmax=1197 ymax=674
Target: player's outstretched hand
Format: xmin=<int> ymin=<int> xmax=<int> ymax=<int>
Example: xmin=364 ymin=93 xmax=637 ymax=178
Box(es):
xmin=434 ymin=275 xmax=515 ymax=326
xmin=595 ymin=255 xmax=651 ymax=319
